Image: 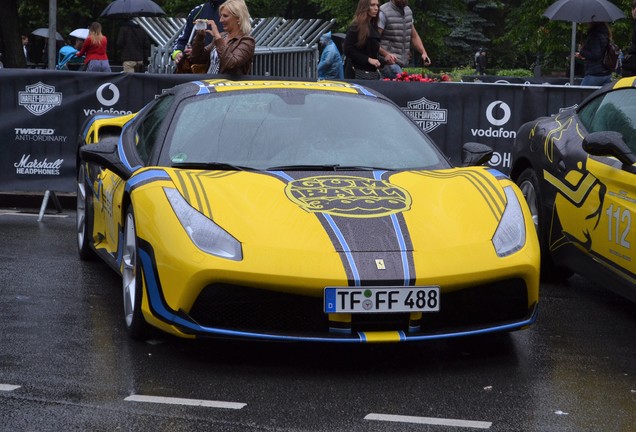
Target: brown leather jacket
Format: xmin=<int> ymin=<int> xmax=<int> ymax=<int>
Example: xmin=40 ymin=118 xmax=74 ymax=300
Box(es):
xmin=190 ymin=30 xmax=255 ymax=75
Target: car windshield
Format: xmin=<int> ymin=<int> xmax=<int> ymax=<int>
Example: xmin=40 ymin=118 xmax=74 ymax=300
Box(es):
xmin=578 ymin=88 xmax=636 ymax=153
xmin=162 ymin=89 xmax=450 ymax=171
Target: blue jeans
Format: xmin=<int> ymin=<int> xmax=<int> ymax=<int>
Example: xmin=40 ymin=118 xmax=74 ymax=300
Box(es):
xmin=380 ymin=64 xmax=402 ymax=79
xmin=86 ymin=60 xmax=111 ymax=72
xmin=580 ymin=74 xmax=612 ymax=87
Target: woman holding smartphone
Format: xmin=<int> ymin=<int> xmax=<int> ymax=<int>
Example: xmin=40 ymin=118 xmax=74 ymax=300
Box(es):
xmin=190 ymin=0 xmax=255 ymax=76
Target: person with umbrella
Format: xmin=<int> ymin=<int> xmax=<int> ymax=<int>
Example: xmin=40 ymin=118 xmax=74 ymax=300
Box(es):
xmin=575 ymin=21 xmax=613 ymax=86
xmin=542 ymin=0 xmax=625 ymax=84
xmin=117 ymin=19 xmax=150 ymax=72
xmin=171 ymin=0 xmax=226 ymax=72
xmin=75 ymin=22 xmax=111 ymax=72
xmin=31 ymin=28 xmax=64 ymax=67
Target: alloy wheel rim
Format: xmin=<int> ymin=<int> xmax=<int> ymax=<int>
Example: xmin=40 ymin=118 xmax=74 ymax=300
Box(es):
xmin=122 ymin=212 xmax=137 ymax=328
xmin=76 ymin=166 xmax=86 ymax=249
xmin=519 ymin=179 xmax=539 ymax=232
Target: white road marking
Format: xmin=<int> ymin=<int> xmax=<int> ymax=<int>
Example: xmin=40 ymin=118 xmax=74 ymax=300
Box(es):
xmin=0 ymin=210 xmax=68 ymax=218
xmin=0 ymin=384 xmax=21 ymax=391
xmin=365 ymin=413 xmax=492 ymax=429
xmin=125 ymin=394 xmax=246 ymax=409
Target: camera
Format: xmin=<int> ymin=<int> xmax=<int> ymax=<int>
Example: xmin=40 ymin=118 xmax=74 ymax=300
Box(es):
xmin=194 ymin=20 xmax=207 ymax=31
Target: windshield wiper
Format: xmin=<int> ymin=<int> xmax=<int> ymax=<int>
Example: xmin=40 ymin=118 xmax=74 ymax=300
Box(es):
xmin=267 ymin=164 xmax=392 ymax=171
xmin=171 ymin=162 xmax=256 ymax=171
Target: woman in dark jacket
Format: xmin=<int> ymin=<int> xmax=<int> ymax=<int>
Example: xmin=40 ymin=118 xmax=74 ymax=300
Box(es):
xmin=576 ymin=22 xmax=612 ymax=86
xmin=343 ymin=0 xmax=383 ymax=80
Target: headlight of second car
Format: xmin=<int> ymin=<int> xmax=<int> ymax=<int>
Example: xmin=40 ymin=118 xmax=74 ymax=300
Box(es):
xmin=492 ymin=186 xmax=526 ymax=257
xmin=164 ymin=187 xmax=242 ymax=261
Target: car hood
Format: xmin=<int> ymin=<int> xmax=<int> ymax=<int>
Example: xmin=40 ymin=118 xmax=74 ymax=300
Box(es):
xmin=159 ymin=168 xmax=511 ymax=254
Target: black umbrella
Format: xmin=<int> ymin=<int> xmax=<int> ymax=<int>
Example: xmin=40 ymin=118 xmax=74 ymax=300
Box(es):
xmin=100 ymin=0 xmax=166 ymax=19
xmin=543 ymin=0 xmax=625 ymax=22
xmin=31 ymin=28 xmax=64 ymax=41
xmin=543 ymin=0 xmax=625 ymax=84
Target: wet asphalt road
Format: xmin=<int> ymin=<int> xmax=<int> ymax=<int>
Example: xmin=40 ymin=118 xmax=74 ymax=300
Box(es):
xmin=1 ymin=204 xmax=635 ymax=432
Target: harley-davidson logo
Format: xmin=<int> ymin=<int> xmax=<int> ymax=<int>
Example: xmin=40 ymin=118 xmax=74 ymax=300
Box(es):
xmin=18 ymin=82 xmax=62 ymax=116
xmin=402 ymin=96 xmax=447 ymax=133
xmin=285 ymin=175 xmax=412 ymax=218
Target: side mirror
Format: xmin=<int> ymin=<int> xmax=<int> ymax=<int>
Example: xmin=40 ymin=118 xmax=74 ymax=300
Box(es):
xmin=582 ymin=131 xmax=636 ymax=167
xmin=79 ymin=137 xmax=133 ymax=180
xmin=461 ymin=142 xmax=493 ymax=167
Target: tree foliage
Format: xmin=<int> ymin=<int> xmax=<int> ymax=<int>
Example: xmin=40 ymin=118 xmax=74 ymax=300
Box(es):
xmin=1 ymin=0 xmax=634 ymax=74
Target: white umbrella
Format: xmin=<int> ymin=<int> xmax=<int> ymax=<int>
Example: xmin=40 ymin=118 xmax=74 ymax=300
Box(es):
xmin=543 ymin=0 xmax=626 ymax=84
xmin=69 ymin=28 xmax=89 ymax=40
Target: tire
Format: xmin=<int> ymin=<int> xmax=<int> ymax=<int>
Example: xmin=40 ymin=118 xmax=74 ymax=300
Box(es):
xmin=76 ymin=164 xmax=96 ymax=260
xmin=517 ymin=168 xmax=572 ymax=281
xmin=122 ymin=206 xmax=151 ymax=339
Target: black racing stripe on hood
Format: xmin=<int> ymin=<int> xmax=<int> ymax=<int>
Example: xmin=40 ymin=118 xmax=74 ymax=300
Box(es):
xmin=267 ymin=170 xmax=416 ymax=287
xmin=173 ymin=170 xmax=237 ymax=218
xmin=411 ymin=169 xmax=506 ymax=221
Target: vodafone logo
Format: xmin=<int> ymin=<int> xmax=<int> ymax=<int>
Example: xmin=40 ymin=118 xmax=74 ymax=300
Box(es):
xmin=486 ymin=101 xmax=511 ymax=126
xmin=82 ymin=83 xmax=132 ymax=117
xmin=471 ymin=99 xmax=516 ymax=141
xmin=96 ymin=83 xmax=120 ymax=106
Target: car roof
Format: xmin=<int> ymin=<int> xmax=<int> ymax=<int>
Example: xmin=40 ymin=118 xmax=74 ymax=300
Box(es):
xmin=578 ymin=76 xmax=636 ymax=109
xmin=165 ymin=79 xmax=387 ymax=101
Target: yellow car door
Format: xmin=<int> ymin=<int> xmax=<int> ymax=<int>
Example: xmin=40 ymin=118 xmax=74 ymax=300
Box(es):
xmin=584 ymin=157 xmax=636 ymax=281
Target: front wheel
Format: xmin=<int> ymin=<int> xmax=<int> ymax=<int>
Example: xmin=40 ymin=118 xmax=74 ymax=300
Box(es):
xmin=516 ymin=168 xmax=572 ymax=281
xmin=76 ymin=164 xmax=96 ymax=260
xmin=122 ymin=206 xmax=151 ymax=339
xmin=517 ymin=169 xmax=541 ymax=234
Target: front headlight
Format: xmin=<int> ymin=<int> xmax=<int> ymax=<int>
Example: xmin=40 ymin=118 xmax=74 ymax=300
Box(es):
xmin=164 ymin=187 xmax=242 ymax=261
xmin=492 ymin=186 xmax=526 ymax=257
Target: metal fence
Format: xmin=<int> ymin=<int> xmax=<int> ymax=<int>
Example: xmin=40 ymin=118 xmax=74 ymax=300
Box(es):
xmin=135 ymin=16 xmax=334 ymax=78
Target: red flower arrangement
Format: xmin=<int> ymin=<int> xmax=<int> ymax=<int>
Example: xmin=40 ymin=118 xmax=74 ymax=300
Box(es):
xmin=385 ymin=71 xmax=452 ymax=82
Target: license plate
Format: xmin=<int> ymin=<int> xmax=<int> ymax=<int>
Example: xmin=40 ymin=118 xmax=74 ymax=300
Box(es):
xmin=324 ymin=286 xmax=440 ymax=313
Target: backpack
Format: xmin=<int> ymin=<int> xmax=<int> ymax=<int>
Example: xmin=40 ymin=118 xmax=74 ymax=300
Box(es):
xmin=603 ymin=40 xmax=620 ymax=71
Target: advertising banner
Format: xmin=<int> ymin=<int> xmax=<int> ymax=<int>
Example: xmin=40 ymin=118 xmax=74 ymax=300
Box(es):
xmin=367 ymin=80 xmax=592 ymax=170
xmin=0 ymin=69 xmax=595 ymax=193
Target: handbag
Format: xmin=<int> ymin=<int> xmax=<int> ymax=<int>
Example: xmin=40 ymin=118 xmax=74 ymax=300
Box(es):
xmin=622 ymin=53 xmax=636 ymax=77
xmin=353 ymin=67 xmax=380 ymax=80
xmin=602 ymin=40 xmax=620 ymax=71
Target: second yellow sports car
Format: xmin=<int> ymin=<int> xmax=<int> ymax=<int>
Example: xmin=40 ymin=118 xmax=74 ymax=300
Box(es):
xmin=77 ymin=79 xmax=540 ymax=342
xmin=511 ymin=78 xmax=636 ymax=302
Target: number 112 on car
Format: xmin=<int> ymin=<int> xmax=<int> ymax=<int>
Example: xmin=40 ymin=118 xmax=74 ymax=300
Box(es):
xmin=324 ymin=286 xmax=440 ymax=313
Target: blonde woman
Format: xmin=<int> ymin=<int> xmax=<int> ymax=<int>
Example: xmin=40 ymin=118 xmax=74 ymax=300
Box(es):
xmin=190 ymin=0 xmax=255 ymax=75
xmin=76 ymin=22 xmax=111 ymax=72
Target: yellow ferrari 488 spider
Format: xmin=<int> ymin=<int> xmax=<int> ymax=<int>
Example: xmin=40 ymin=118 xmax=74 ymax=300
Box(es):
xmin=77 ymin=79 xmax=540 ymax=342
